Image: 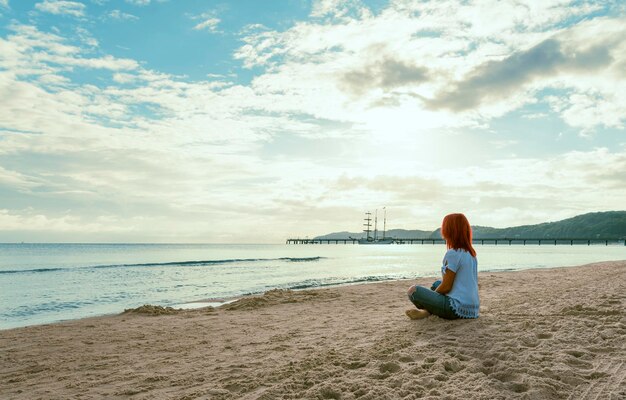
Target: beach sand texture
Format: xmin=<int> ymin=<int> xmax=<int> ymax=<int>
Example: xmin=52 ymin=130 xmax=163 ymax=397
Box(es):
xmin=1 ymin=261 xmax=625 ymax=399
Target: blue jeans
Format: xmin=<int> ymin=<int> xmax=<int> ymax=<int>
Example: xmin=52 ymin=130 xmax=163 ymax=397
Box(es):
xmin=408 ymin=280 xmax=459 ymax=319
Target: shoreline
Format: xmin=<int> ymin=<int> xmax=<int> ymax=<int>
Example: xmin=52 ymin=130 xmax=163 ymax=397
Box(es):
xmin=1 ymin=261 xmax=623 ymax=332
xmin=2 ymin=261 xmax=619 ymax=332
xmin=1 ymin=261 xmax=625 ymax=399
xmin=0 ymin=262 xmax=605 ymax=332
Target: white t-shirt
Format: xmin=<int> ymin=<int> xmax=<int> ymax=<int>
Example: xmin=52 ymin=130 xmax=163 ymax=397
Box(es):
xmin=441 ymin=249 xmax=480 ymax=318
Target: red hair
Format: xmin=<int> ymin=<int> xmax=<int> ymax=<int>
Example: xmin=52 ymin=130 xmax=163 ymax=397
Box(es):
xmin=441 ymin=213 xmax=476 ymax=257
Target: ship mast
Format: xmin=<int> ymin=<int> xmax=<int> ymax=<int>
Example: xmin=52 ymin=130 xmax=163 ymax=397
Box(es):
xmin=363 ymin=212 xmax=372 ymax=240
xmin=374 ymin=209 xmax=378 ymax=240
xmin=383 ymin=207 xmax=387 ymax=239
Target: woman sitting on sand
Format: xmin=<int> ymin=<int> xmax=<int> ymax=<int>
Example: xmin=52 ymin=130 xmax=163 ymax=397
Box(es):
xmin=406 ymin=213 xmax=479 ymax=320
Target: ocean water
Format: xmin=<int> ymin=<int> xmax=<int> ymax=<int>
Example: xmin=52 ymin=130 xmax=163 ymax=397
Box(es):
xmin=1 ymin=243 xmax=624 ymax=330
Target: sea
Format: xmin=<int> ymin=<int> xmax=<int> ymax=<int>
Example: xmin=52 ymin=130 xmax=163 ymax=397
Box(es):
xmin=1 ymin=243 xmax=625 ymax=330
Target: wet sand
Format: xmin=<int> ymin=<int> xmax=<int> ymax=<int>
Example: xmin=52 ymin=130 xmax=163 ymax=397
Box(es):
xmin=1 ymin=261 xmax=625 ymax=399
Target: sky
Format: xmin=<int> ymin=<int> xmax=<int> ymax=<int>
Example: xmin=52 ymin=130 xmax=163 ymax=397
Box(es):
xmin=0 ymin=0 xmax=625 ymax=243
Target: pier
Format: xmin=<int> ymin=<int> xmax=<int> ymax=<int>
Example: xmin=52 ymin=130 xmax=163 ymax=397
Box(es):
xmin=286 ymin=238 xmax=626 ymax=245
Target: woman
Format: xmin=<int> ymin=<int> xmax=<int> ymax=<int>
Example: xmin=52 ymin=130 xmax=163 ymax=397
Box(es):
xmin=406 ymin=213 xmax=480 ymax=320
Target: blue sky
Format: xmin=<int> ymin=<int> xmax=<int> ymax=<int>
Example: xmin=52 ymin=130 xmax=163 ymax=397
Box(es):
xmin=0 ymin=0 xmax=625 ymax=242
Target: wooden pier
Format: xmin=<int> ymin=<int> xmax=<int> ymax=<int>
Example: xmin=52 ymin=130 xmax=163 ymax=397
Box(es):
xmin=286 ymin=238 xmax=626 ymax=246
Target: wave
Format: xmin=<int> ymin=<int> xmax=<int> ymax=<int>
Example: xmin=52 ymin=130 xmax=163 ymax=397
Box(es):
xmin=2 ymin=299 xmax=97 ymax=319
xmin=278 ymin=256 xmax=323 ymax=262
xmin=0 ymin=256 xmax=326 ymax=275
xmin=240 ymin=274 xmax=414 ymax=295
xmin=0 ymin=267 xmax=65 ymax=275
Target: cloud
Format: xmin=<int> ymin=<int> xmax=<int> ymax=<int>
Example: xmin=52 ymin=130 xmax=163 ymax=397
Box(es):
xmin=190 ymin=10 xmax=221 ymax=33
xmin=124 ymin=0 xmax=170 ymax=6
xmin=341 ymin=57 xmax=429 ymax=95
xmin=107 ymin=9 xmax=138 ymax=21
xmin=0 ymin=0 xmax=8 ymax=9
xmin=35 ymin=0 xmax=86 ymax=17
xmin=428 ymin=38 xmax=614 ymax=112
xmin=546 ymin=90 xmax=626 ymax=134
xmin=193 ymin=17 xmax=220 ymax=32
xmin=125 ymin=0 xmax=150 ymax=5
xmin=0 ymin=209 xmax=141 ymax=234
xmin=311 ymin=0 xmax=365 ymax=19
xmin=112 ymin=72 xmax=135 ymax=84
xmin=0 ymin=166 xmax=43 ymax=191
xmin=311 ymin=0 xmax=345 ymax=17
xmin=1 ymin=24 xmax=139 ymax=74
xmin=76 ymin=26 xmax=98 ymax=47
xmin=67 ymin=54 xmax=139 ymax=69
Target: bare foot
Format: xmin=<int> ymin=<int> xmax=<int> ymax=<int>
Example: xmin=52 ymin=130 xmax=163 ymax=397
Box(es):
xmin=405 ymin=309 xmax=430 ymax=320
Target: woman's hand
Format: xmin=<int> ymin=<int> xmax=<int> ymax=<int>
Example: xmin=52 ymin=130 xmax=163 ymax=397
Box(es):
xmin=435 ymin=268 xmax=456 ymax=295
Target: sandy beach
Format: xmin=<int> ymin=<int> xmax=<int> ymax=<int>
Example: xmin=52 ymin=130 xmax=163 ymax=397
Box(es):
xmin=1 ymin=261 xmax=625 ymax=399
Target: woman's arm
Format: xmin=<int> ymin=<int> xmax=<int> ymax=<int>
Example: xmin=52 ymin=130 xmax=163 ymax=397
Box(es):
xmin=435 ymin=268 xmax=456 ymax=295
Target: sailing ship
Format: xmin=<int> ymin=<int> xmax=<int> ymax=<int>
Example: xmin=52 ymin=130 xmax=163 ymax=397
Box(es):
xmin=354 ymin=208 xmax=394 ymax=245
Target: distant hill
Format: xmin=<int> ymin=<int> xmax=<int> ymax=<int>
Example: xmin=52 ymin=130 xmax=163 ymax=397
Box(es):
xmin=314 ymin=211 xmax=626 ymax=240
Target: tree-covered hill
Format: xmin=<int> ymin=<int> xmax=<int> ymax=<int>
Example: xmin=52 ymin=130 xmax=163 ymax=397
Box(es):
xmin=471 ymin=211 xmax=626 ymax=239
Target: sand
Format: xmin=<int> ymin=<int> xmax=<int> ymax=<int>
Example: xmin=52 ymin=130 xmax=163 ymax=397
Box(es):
xmin=1 ymin=261 xmax=625 ymax=400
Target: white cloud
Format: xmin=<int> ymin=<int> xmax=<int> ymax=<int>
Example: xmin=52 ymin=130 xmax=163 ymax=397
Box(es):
xmin=37 ymin=73 xmax=70 ymax=86
xmin=65 ymin=54 xmax=138 ymax=69
xmin=0 ymin=209 xmax=140 ymax=233
xmin=107 ymin=9 xmax=138 ymax=21
xmin=125 ymin=0 xmax=150 ymax=6
xmin=35 ymin=0 xmax=86 ymax=17
xmin=112 ymin=72 xmax=135 ymax=84
xmin=311 ymin=0 xmax=365 ymax=18
xmin=0 ymin=166 xmax=43 ymax=191
xmin=76 ymin=26 xmax=98 ymax=47
xmin=191 ymin=11 xmax=221 ymax=33
xmin=1 ymin=24 xmax=138 ymax=75
xmin=0 ymin=0 xmax=9 ymax=9
xmin=193 ymin=17 xmax=220 ymax=32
